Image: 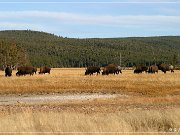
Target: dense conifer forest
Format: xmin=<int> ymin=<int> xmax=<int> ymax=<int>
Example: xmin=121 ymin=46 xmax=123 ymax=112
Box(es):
xmin=0 ymin=30 xmax=179 ymax=68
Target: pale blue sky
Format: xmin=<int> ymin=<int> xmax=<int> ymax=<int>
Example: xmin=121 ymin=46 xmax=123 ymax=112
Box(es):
xmin=0 ymin=0 xmax=180 ymax=38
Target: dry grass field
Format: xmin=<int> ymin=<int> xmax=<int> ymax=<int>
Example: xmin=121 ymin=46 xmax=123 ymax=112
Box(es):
xmin=0 ymin=108 xmax=179 ymax=134
xmin=0 ymin=68 xmax=179 ymax=96
xmin=0 ymin=68 xmax=180 ymax=133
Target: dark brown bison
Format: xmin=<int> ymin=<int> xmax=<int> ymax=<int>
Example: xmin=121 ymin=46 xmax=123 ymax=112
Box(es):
xmin=158 ymin=64 xmax=174 ymax=73
xmin=147 ymin=65 xmax=158 ymax=73
xmin=16 ymin=71 xmax=23 ymax=76
xmin=102 ymin=64 xmax=122 ymax=75
xmin=111 ymin=64 xmax=122 ymax=74
xmin=134 ymin=69 xmax=142 ymax=74
xmin=16 ymin=66 xmax=35 ymax=76
xmin=33 ymin=67 xmax=37 ymax=74
xmin=39 ymin=66 xmax=51 ymax=74
xmin=134 ymin=64 xmax=148 ymax=74
xmin=85 ymin=66 xmax=101 ymax=75
xmin=5 ymin=66 xmax=12 ymax=77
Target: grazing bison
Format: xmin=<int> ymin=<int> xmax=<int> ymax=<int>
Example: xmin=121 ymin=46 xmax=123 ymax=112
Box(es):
xmin=134 ymin=64 xmax=148 ymax=74
xmin=5 ymin=66 xmax=12 ymax=77
xmin=102 ymin=64 xmax=122 ymax=75
xmin=39 ymin=66 xmax=51 ymax=74
xmin=16 ymin=71 xmax=23 ymax=76
xmin=116 ymin=65 xmax=122 ymax=74
xmin=158 ymin=64 xmax=174 ymax=73
xmin=147 ymin=65 xmax=158 ymax=73
xmin=134 ymin=69 xmax=142 ymax=74
xmin=33 ymin=67 xmax=37 ymax=74
xmin=16 ymin=70 xmax=33 ymax=76
xmin=85 ymin=66 xmax=101 ymax=75
xmin=16 ymin=66 xmax=35 ymax=76
xmin=169 ymin=65 xmax=174 ymax=73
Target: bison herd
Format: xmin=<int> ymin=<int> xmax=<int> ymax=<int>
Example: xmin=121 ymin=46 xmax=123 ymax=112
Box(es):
xmin=3 ymin=63 xmax=175 ymax=77
xmin=133 ymin=64 xmax=174 ymax=74
xmin=4 ymin=66 xmax=51 ymax=77
xmin=85 ymin=64 xmax=122 ymax=76
xmin=85 ymin=63 xmax=174 ymax=75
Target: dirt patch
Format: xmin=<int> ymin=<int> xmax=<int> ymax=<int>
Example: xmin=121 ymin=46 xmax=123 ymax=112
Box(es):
xmin=0 ymin=93 xmax=125 ymax=105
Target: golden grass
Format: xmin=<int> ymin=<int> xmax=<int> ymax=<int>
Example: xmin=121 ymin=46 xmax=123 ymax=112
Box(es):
xmin=0 ymin=68 xmax=179 ymax=96
xmin=0 ymin=68 xmax=179 ymax=133
xmin=0 ymin=108 xmax=179 ymax=133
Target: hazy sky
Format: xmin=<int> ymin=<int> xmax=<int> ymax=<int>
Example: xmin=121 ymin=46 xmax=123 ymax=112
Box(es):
xmin=0 ymin=0 xmax=180 ymax=38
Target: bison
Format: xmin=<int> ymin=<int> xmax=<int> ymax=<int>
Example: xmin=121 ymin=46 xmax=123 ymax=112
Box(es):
xmin=33 ymin=67 xmax=37 ymax=74
xmin=16 ymin=66 xmax=35 ymax=76
xmin=137 ymin=64 xmax=148 ymax=72
xmin=134 ymin=64 xmax=148 ymax=74
xmin=116 ymin=65 xmax=122 ymax=74
xmin=85 ymin=66 xmax=101 ymax=75
xmin=5 ymin=66 xmax=12 ymax=77
xmin=102 ymin=64 xmax=122 ymax=75
xmin=39 ymin=66 xmax=51 ymax=74
xmin=16 ymin=70 xmax=33 ymax=76
xmin=134 ymin=69 xmax=142 ymax=74
xmin=147 ymin=65 xmax=158 ymax=73
xmin=16 ymin=71 xmax=23 ymax=76
xmin=169 ymin=65 xmax=174 ymax=73
xmin=158 ymin=64 xmax=174 ymax=73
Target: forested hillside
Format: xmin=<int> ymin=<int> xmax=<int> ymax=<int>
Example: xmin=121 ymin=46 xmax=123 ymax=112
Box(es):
xmin=0 ymin=30 xmax=179 ymax=68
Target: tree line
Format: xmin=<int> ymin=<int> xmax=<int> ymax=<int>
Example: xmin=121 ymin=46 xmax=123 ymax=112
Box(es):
xmin=0 ymin=39 xmax=28 ymax=69
xmin=0 ymin=30 xmax=179 ymax=69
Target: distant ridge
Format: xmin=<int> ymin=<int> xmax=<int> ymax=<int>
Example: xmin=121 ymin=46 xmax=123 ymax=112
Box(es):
xmin=0 ymin=30 xmax=179 ymax=67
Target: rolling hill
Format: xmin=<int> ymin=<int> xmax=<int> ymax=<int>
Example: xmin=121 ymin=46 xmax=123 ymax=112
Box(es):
xmin=0 ymin=30 xmax=179 ymax=67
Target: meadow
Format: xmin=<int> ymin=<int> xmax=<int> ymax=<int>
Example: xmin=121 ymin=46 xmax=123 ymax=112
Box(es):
xmin=0 ymin=68 xmax=179 ymax=133
xmin=0 ymin=108 xmax=179 ymax=134
xmin=0 ymin=68 xmax=179 ymax=96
